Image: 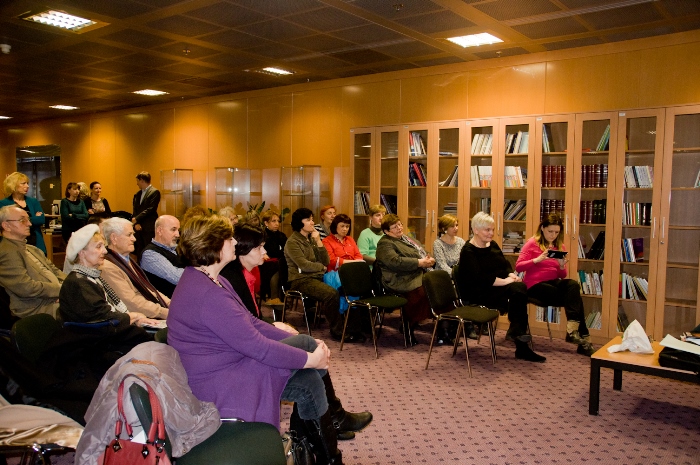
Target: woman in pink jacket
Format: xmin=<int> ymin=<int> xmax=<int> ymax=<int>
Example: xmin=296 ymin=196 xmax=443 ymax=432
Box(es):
xmin=515 ymin=213 xmax=594 ymax=356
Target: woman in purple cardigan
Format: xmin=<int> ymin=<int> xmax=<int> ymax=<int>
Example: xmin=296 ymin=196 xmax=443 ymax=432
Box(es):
xmin=168 ymin=214 xmax=370 ymax=465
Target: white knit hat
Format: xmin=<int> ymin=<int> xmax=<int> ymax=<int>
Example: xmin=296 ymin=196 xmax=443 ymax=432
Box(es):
xmin=65 ymin=224 xmax=101 ymax=263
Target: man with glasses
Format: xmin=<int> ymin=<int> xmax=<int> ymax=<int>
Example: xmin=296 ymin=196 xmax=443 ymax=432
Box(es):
xmin=0 ymin=205 xmax=65 ymax=318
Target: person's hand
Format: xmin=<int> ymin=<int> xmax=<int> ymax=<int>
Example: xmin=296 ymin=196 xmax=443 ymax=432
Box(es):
xmin=129 ymin=312 xmax=147 ymax=325
xmin=137 ymin=318 xmax=162 ymax=328
xmin=418 ymin=257 xmax=435 ymax=268
xmin=508 ymin=273 xmax=522 ymax=283
xmin=557 ymin=256 xmax=569 ymax=269
xmin=304 ymin=340 xmax=330 ymax=369
xmin=134 ymin=224 xmax=142 ymax=231
xmin=88 ymin=209 xmax=95 ymax=214
xmin=273 ymin=321 xmax=299 ymax=335
xmin=310 ymin=229 xmax=321 ymax=243
xmin=36 ymin=211 xmax=43 ymax=216
xmin=534 ymin=250 xmax=549 ymax=264
xmin=131 ymin=218 xmax=137 ymax=224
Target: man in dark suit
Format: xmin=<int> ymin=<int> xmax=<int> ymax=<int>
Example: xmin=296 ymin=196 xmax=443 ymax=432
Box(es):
xmin=132 ymin=171 xmax=160 ymax=258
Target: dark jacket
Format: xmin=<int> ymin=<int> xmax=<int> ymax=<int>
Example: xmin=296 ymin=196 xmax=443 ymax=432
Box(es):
xmin=132 ymin=186 xmax=160 ymax=233
xmin=284 ymin=231 xmax=329 ymax=282
xmin=220 ymin=260 xmax=274 ymax=324
xmin=375 ymin=234 xmax=423 ymax=293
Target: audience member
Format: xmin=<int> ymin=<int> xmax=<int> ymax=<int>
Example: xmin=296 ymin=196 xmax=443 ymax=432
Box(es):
xmin=168 ymin=214 xmax=371 ymax=464
xmin=218 ymin=205 xmax=239 ymax=226
xmin=84 ymin=181 xmax=112 ymax=218
xmin=314 ymin=205 xmax=336 ymax=240
xmin=100 ymin=217 xmax=169 ymax=319
xmin=60 ymin=182 xmax=89 ymax=242
xmin=0 ymin=205 xmax=65 ymax=318
xmin=181 ymin=205 xmax=210 ymax=225
xmin=323 ymin=214 xmax=363 ymax=271
xmin=356 ymin=205 xmax=385 ymax=265
xmin=432 ymin=214 xmax=465 ymax=274
xmin=285 ymin=208 xmax=362 ymax=343
xmin=77 ymin=182 xmax=90 ymax=202
xmin=244 ymin=210 xmax=261 ymax=227
xmin=140 ymin=215 xmax=186 ymax=298
xmin=375 ymin=214 xmax=435 ymax=346
xmin=132 ymin=171 xmax=160 ymax=258
xmin=261 ymin=210 xmax=287 ymax=303
xmin=0 ymin=172 xmax=46 ymax=254
xmin=515 ymin=213 xmax=595 ymax=356
xmin=457 ymin=212 xmax=546 ymax=363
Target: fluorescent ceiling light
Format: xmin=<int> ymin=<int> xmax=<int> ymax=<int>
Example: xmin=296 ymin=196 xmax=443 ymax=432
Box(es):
xmin=447 ymin=33 xmax=503 ymax=48
xmin=261 ymin=67 xmax=294 ymax=75
xmin=133 ymin=89 xmax=169 ymax=96
xmin=49 ymin=105 xmax=79 ymax=110
xmin=0 ymin=116 xmax=12 ymax=120
xmin=24 ymin=10 xmax=96 ymax=32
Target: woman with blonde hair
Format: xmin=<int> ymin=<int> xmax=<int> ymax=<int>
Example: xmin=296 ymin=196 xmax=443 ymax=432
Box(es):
xmin=0 ymin=172 xmax=46 ymax=253
xmin=357 ymin=205 xmax=386 ymax=265
xmin=432 ymin=214 xmax=465 ymax=274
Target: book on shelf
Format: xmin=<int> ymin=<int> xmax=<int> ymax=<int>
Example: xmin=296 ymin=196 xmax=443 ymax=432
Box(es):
xmin=471 ymin=133 xmax=494 ymax=155
xmin=379 ymin=194 xmax=397 ymax=214
xmin=586 ymin=311 xmax=602 ymax=330
xmin=585 ymin=231 xmax=605 ymax=260
xmin=621 ymin=202 xmax=652 ymax=226
xmin=578 ymin=235 xmax=586 ymax=259
xmin=501 ymin=230 xmax=525 ymax=253
xmin=623 ymin=166 xmax=654 ymax=188
xmin=578 ymin=270 xmax=603 ymax=295
xmin=542 ymin=125 xmax=551 ymax=153
xmin=478 ymin=197 xmax=491 ymax=214
xmin=482 ymin=134 xmax=493 ymax=155
xmin=443 ymin=202 xmax=458 ymax=215
xmin=505 ymin=131 xmax=529 ymax=154
xmin=409 ymin=131 xmax=426 ymax=156
xmin=354 ymin=191 xmax=370 ymax=215
xmin=596 ymin=124 xmax=611 ymax=151
xmin=504 ymin=166 xmax=526 ymax=188
xmin=471 ymin=165 xmax=492 ymax=187
xmin=617 ymin=306 xmax=630 ymax=332
xmin=695 ymin=169 xmax=700 ymax=188
xmin=408 ymin=162 xmax=427 ymax=186
xmin=619 ymin=272 xmax=648 ymax=301
xmin=579 ymin=199 xmax=606 ymax=224
xmin=503 ymin=199 xmax=527 ymax=220
xmin=540 ymin=199 xmax=565 ymax=221
xmin=439 ymin=165 xmax=459 ymax=187
xmin=620 ymin=238 xmax=644 ymax=263
xmin=581 ymin=164 xmax=608 ymax=188
xmin=541 ymin=165 xmax=566 ymax=187
xmin=535 ymin=306 xmax=560 ymax=324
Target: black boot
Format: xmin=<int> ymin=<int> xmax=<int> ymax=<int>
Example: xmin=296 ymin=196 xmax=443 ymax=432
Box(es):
xmin=322 ymin=374 xmax=372 ymax=440
xmin=304 ymin=410 xmax=344 ymax=465
xmin=514 ymin=339 xmax=546 ymax=363
xmin=289 ymin=403 xmax=307 ymax=438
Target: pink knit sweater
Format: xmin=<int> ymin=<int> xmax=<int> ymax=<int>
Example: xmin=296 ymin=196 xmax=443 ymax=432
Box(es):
xmin=515 ymin=238 xmax=568 ymax=289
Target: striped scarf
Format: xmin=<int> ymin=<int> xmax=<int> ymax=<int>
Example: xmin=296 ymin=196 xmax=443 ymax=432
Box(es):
xmin=73 ymin=264 xmax=128 ymax=313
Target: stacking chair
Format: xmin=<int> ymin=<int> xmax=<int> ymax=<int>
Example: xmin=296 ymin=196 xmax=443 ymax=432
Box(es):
xmin=370 ymin=262 xmax=412 ymax=347
xmin=11 ymin=313 xmax=61 ymax=364
xmin=423 ymin=270 xmax=500 ymax=377
xmin=337 ymin=262 xmax=407 ymax=357
xmin=129 ymin=383 xmax=286 ymax=465
xmin=279 ymin=285 xmax=317 ymax=336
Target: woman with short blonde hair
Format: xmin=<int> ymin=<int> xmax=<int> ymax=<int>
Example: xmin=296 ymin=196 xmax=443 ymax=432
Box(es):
xmin=0 ymin=172 xmax=46 ymax=253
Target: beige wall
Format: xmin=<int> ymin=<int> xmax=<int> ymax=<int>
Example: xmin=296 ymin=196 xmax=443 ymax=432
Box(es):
xmin=2 ymin=30 xmax=699 ymax=213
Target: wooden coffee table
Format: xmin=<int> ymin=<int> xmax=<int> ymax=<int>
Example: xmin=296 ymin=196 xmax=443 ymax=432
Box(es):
xmin=589 ymin=336 xmax=700 ymax=415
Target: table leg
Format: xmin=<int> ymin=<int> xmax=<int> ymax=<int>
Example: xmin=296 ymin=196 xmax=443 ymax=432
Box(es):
xmin=613 ymin=369 xmax=622 ymax=390
xmin=589 ymin=359 xmax=601 ymax=415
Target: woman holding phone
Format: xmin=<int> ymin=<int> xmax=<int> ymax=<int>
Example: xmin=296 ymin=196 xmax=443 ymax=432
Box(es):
xmin=515 ymin=213 xmax=594 ymax=356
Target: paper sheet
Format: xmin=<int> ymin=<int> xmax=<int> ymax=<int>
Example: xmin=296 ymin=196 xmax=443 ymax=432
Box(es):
xmin=659 ymin=334 xmax=700 ymax=356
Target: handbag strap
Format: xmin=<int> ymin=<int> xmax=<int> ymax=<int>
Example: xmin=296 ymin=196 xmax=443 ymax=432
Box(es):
xmin=114 ymin=374 xmax=167 ymax=447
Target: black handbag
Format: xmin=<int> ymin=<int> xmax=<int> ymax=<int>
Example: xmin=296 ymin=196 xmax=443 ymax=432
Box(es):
xmin=283 ymin=430 xmax=315 ymax=465
xmin=658 ymin=346 xmax=700 ymax=374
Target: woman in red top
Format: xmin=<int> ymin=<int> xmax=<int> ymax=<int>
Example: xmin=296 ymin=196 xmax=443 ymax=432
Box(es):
xmin=322 ymin=214 xmax=364 ymax=271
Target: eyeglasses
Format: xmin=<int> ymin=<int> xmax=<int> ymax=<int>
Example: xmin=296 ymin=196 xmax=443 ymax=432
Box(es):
xmin=5 ymin=217 xmax=30 ymax=224
xmin=389 ymin=222 xmax=403 ymax=231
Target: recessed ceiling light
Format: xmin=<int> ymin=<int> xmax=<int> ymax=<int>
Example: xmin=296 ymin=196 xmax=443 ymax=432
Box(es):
xmin=22 ymin=10 xmax=97 ymax=32
xmin=0 ymin=116 xmax=12 ymax=120
xmin=133 ymin=89 xmax=169 ymax=96
xmin=49 ymin=105 xmax=79 ymax=110
xmin=446 ymin=33 xmax=503 ymax=48
xmin=260 ymin=67 xmax=294 ymax=76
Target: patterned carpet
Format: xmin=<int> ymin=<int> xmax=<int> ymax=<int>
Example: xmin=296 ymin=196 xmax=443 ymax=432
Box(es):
xmin=14 ymin=310 xmax=699 ymax=465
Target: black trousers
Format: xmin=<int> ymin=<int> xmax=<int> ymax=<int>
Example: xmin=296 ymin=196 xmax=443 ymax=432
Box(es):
xmin=481 ymin=282 xmax=529 ymax=338
xmin=527 ymin=278 xmax=589 ymax=337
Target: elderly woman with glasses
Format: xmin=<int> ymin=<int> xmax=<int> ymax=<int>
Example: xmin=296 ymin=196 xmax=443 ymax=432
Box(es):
xmin=168 ymin=214 xmax=372 ymax=465
xmin=374 ymin=214 xmax=435 ymax=346
xmin=456 ymin=212 xmax=546 ymax=363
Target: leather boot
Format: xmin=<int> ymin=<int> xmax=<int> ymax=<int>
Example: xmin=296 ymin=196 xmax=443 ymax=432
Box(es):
xmin=289 ymin=403 xmax=307 ymax=438
xmin=565 ymin=321 xmax=586 ymax=345
xmin=304 ymin=410 xmax=344 ymax=465
xmin=322 ymin=373 xmax=372 ymax=440
xmin=577 ymin=334 xmax=595 ymax=356
xmin=514 ymin=339 xmax=546 ymax=363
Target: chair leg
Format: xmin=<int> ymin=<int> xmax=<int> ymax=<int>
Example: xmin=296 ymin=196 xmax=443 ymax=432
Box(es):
xmin=369 ymin=306 xmax=378 ymax=359
xmin=462 ymin=322 xmax=472 ymax=378
xmin=424 ymin=319 xmax=439 ymax=370
xmin=451 ymin=321 xmax=463 ymax=357
xmin=400 ymin=311 xmax=410 ymax=349
xmin=546 ymin=308 xmax=554 ymax=341
xmin=339 ymin=307 xmax=351 ymax=351
xmin=489 ymin=321 xmax=498 ymax=364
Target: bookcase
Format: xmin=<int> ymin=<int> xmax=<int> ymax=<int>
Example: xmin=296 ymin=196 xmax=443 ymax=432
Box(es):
xmin=352 ymin=130 xmax=373 ymax=239
xmin=351 ymin=106 xmax=700 ymax=343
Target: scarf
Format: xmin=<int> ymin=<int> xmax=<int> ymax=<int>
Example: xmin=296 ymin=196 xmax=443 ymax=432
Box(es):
xmin=400 ymin=234 xmax=433 ymax=271
xmin=73 ymin=264 xmax=128 ymax=313
xmin=369 ymin=225 xmax=383 ymax=235
xmin=104 ymin=249 xmax=169 ymax=308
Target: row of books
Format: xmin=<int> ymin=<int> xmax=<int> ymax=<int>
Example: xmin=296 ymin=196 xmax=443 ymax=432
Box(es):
xmin=578 ymin=270 xmax=603 ymax=296
xmin=579 ymin=231 xmax=605 ymax=260
xmin=695 ymin=169 xmax=700 ymax=187
xmin=621 ymin=202 xmax=652 ymax=226
xmin=475 ymin=197 xmax=491 ymax=214
xmin=470 ymin=166 xmax=492 ymax=187
xmin=585 ymin=311 xmax=603 ymax=330
xmin=409 ymin=131 xmax=427 ymax=156
xmin=443 ymin=203 xmax=457 ymax=215
xmin=534 ymin=306 xmax=561 ymax=324
xmin=470 ymin=133 xmax=493 ymax=155
xmin=354 ymin=191 xmax=370 ymax=215
xmin=621 ymin=238 xmax=644 ymax=263
xmin=596 ymin=124 xmax=611 ymax=151
xmin=620 ymin=273 xmax=648 ymax=301
xmin=408 ymin=162 xmax=427 ymax=186
xmin=579 ymin=199 xmax=607 ymax=224
xmin=542 ymin=125 xmax=558 ymax=153
xmin=504 ymin=199 xmax=527 ymax=220
xmin=379 ymin=194 xmax=397 ymax=215
xmin=623 ymin=165 xmax=654 ymax=188
xmin=504 ymin=166 xmax=527 ymax=187
xmin=542 ymin=165 xmax=566 ymax=187
xmin=581 ymin=164 xmax=608 ymax=188
xmin=541 ymin=199 xmax=564 ymax=221
xmin=439 ymin=165 xmax=458 ymax=187
xmin=505 ymin=131 xmax=529 ymax=154
xmin=502 ymin=231 xmax=525 ymax=254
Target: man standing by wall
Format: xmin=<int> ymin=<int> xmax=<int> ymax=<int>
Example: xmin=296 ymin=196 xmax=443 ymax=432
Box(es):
xmin=132 ymin=171 xmax=160 ymax=258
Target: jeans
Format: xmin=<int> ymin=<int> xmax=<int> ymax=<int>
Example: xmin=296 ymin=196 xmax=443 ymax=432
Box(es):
xmin=527 ymin=278 xmax=589 ymax=337
xmin=279 ymin=334 xmax=328 ymax=420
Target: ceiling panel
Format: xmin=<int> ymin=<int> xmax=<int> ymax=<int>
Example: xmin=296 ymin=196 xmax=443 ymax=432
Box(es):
xmin=63 ymin=0 xmax=155 ymax=19
xmin=199 ymin=29 xmax=272 ymax=49
xmin=285 ymin=34 xmax=355 ymax=53
xmin=474 ymin=0 xmax=561 ymax=21
xmin=330 ymin=24 xmax=408 ymax=44
xmin=543 ymin=36 xmax=604 ymax=51
xmin=331 ymin=49 xmax=394 ymax=65
xmin=285 ymin=7 xmax=369 ymax=32
xmin=186 ymin=2 xmax=269 ymax=27
xmin=581 ymin=4 xmax=665 ymax=30
xmin=394 ymin=10 xmax=477 ymax=35
xmin=659 ymin=0 xmax=700 ymax=16
xmin=230 ymin=0 xmax=325 ymax=17
xmin=373 ymin=41 xmax=444 ymax=59
xmin=472 ymin=46 xmax=529 ymax=59
xmin=155 ymin=42 xmax=221 ymax=58
xmin=147 ymin=15 xmax=224 ymax=37
xmin=512 ymin=17 xmax=589 ymax=39
xmin=349 ymin=0 xmax=444 ymax=20
xmin=236 ymin=18 xmax=316 ymax=42
xmin=102 ymin=29 xmax=174 ymax=48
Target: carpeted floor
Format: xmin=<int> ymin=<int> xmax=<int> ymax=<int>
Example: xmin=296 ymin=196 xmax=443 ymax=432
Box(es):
xmin=13 ymin=310 xmax=700 ymax=465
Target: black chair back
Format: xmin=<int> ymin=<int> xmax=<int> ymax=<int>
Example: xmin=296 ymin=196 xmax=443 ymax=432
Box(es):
xmin=338 ymin=262 xmax=373 ymax=298
xmin=423 ymin=270 xmax=459 ymax=317
xmin=11 ymin=313 xmax=61 ymax=364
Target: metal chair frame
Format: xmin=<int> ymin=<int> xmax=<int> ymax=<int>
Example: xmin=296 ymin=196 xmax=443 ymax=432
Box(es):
xmin=278 ymin=285 xmax=318 ymax=336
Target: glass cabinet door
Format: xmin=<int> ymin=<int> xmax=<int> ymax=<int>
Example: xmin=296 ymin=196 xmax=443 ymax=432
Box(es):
xmin=655 ymin=106 xmax=700 ymax=340
xmin=405 ymin=126 xmax=429 ymax=245
xmin=378 ymin=128 xmax=399 ymax=221
xmin=573 ymin=113 xmax=617 ymax=341
xmin=352 ymin=130 xmax=373 ymax=240
xmin=467 ymin=119 xmax=499 ymax=233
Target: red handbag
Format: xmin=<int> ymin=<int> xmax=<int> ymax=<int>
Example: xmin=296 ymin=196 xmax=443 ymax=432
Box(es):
xmin=100 ymin=374 xmax=172 ymax=465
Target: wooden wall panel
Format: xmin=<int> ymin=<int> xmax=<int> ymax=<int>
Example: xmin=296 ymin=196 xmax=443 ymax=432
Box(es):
xmin=637 ymin=42 xmax=700 ymax=108
xmin=207 ymin=99 xmax=248 ymax=207
xmin=248 ymin=94 xmax=293 ymax=170
xmin=58 ymin=121 xmax=91 ymax=193
xmin=544 ymin=53 xmax=641 ymax=114
xmin=468 ymin=63 xmax=546 ymax=118
xmin=292 ymin=87 xmax=343 ymax=166
xmin=341 ymin=80 xmax=401 ymax=128
xmin=400 ymin=73 xmax=469 ymax=123
xmin=142 ymin=110 xmax=175 ymax=210
xmin=0 ymin=130 xmax=11 ymax=180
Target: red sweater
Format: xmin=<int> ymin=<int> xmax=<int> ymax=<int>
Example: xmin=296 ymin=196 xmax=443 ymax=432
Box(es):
xmin=322 ymin=234 xmax=362 ymax=271
xmin=515 ymin=238 xmax=567 ymax=288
